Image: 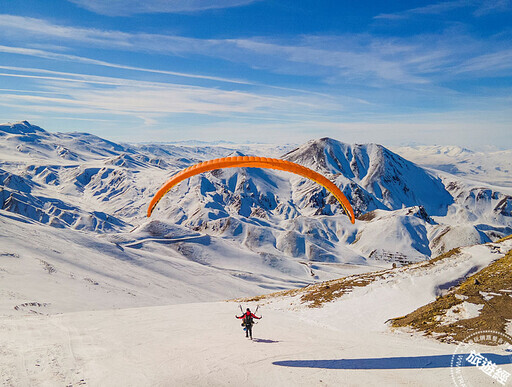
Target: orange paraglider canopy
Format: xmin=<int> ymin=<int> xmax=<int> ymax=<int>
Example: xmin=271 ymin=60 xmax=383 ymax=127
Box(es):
xmin=147 ymin=156 xmax=355 ymax=224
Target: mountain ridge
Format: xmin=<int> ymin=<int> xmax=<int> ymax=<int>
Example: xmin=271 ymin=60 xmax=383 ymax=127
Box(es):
xmin=1 ymin=121 xmax=511 ymax=294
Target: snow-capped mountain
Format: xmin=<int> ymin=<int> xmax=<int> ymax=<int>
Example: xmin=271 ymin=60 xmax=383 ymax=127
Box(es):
xmin=283 ymin=138 xmax=453 ymax=216
xmin=1 ymin=121 xmax=511 ymax=308
xmin=0 ymin=121 xmax=129 ymax=162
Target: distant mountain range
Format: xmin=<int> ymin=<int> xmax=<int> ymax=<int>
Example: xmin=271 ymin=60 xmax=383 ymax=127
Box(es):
xmin=1 ymin=121 xmax=511 ymax=305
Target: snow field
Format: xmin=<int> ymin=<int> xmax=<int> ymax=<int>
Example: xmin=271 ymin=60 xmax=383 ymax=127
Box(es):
xmin=0 ymin=301 xmax=458 ymax=386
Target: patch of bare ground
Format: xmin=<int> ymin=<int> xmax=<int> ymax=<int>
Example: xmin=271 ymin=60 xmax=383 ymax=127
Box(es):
xmin=391 ymin=248 xmax=512 ymax=344
xmin=357 ymin=211 xmax=377 ymax=222
xmin=236 ymin=267 xmax=392 ymax=307
xmin=238 ymin=246 xmax=465 ymax=308
xmin=14 ymin=302 xmax=51 ymax=315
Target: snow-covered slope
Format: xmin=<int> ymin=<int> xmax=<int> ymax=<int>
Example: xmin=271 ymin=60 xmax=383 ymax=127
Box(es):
xmin=2 ymin=238 xmax=510 ymax=386
xmin=0 ymin=300 xmax=460 ymax=386
xmin=0 ymin=212 xmax=305 ymax=315
xmin=252 ymin=236 xmax=512 ymax=336
xmin=352 ymin=206 xmax=434 ymax=263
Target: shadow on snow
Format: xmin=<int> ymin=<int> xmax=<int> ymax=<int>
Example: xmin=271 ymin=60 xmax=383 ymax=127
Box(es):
xmin=273 ymin=353 xmax=512 ymax=370
xmin=253 ymin=338 xmax=280 ymax=343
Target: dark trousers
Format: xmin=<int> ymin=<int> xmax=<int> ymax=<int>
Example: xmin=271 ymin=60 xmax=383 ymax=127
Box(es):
xmin=246 ymin=324 xmax=253 ymax=339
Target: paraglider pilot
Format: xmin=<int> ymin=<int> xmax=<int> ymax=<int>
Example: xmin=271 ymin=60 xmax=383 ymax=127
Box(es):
xmin=236 ymin=308 xmax=261 ymax=340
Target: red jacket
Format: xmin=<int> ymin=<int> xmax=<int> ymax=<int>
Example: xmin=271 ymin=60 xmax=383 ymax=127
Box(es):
xmin=237 ymin=311 xmax=261 ymax=320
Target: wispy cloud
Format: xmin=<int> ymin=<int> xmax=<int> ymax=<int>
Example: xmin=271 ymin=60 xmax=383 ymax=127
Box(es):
xmin=0 ymin=15 xmax=131 ymax=45
xmin=0 ymin=44 xmax=252 ymax=86
xmin=0 ymin=66 xmax=346 ymax=124
xmin=0 ymin=44 xmax=350 ymax=102
xmin=375 ymin=0 xmax=511 ymax=19
xmin=3 ymin=14 xmax=510 ymax=89
xmin=473 ymin=0 xmax=511 ymax=16
xmin=0 ymin=15 xmax=200 ymax=53
xmin=375 ymin=1 xmax=469 ymax=19
xmin=453 ymin=48 xmax=512 ymax=74
xmin=0 ymin=15 xmax=443 ymax=86
xmin=230 ymin=37 xmax=429 ymax=85
xmin=67 ymin=0 xmax=259 ymax=16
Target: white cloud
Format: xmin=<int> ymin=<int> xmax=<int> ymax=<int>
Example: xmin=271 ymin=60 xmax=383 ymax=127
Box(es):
xmin=374 ymin=0 xmax=511 ymax=20
xmin=0 ymin=66 xmax=346 ymax=124
xmin=375 ymin=1 xmax=469 ymax=19
xmin=0 ymin=44 xmax=361 ymax=104
xmin=68 ymin=0 xmax=259 ymax=16
xmin=0 ymin=14 xmax=499 ymax=87
xmin=454 ymin=48 xmax=512 ymax=74
xmin=0 ymin=15 xmax=130 ymax=44
xmin=0 ymin=15 xmax=435 ymax=85
xmin=231 ymin=38 xmax=429 ymax=85
xmin=473 ymin=0 xmax=511 ymax=16
xmin=0 ymin=44 xmax=252 ymax=86
xmin=0 ymin=15 xmax=199 ymax=53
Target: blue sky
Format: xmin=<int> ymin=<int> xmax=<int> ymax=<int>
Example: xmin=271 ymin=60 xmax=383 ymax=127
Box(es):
xmin=0 ymin=0 xmax=511 ymax=147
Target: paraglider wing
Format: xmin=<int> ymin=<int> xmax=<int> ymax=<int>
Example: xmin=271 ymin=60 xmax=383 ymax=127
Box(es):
xmin=147 ymin=156 xmax=355 ymax=224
